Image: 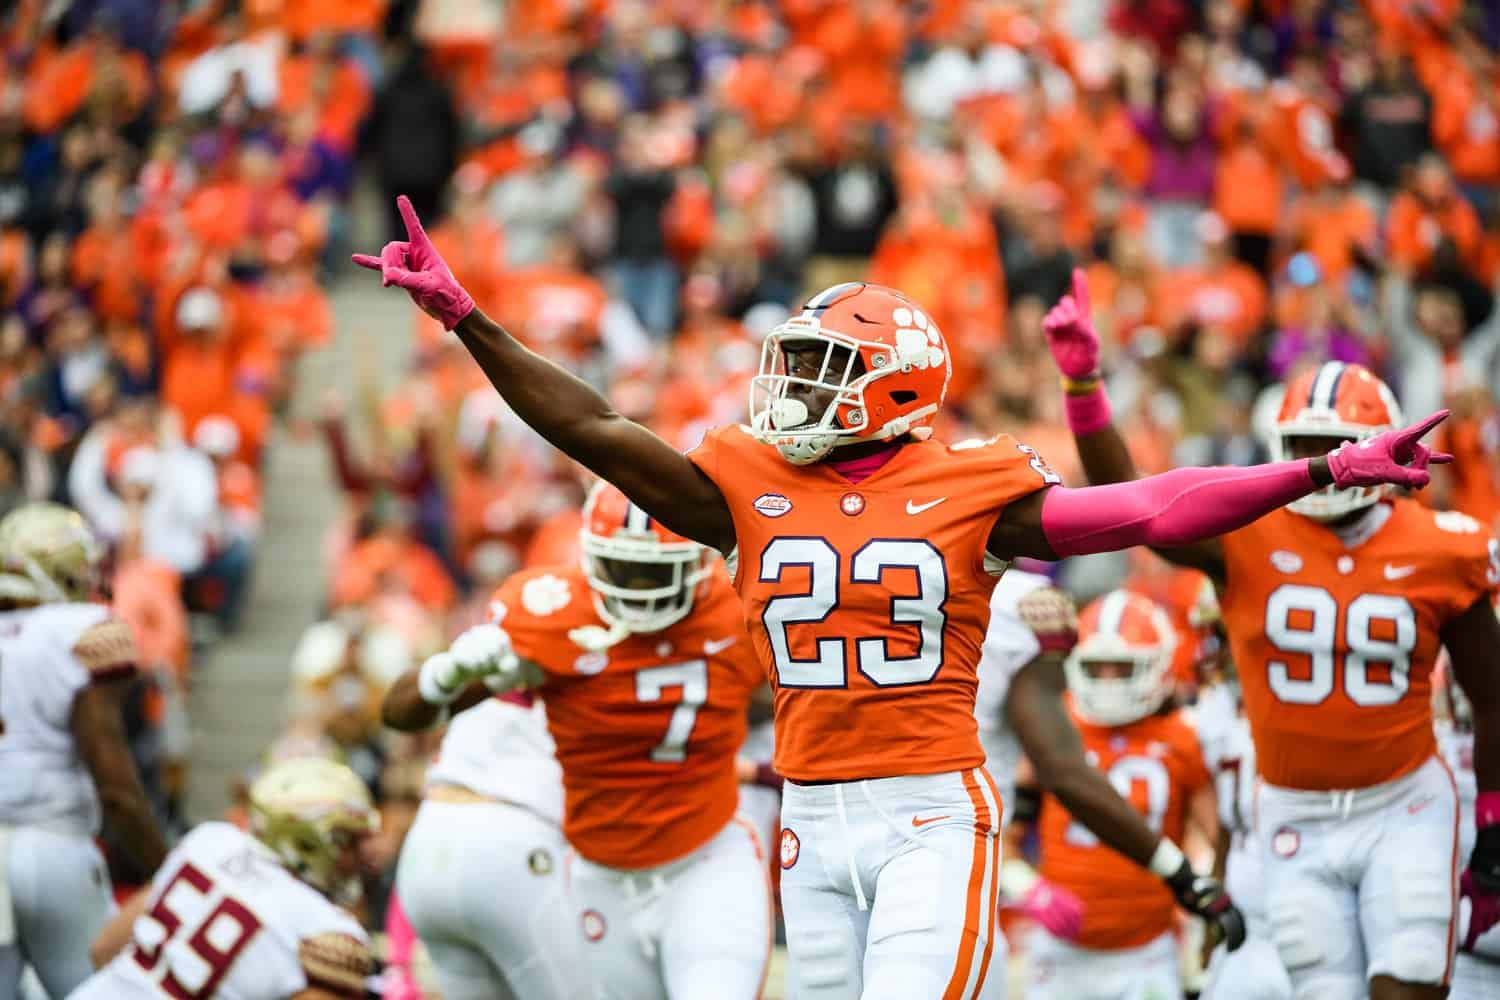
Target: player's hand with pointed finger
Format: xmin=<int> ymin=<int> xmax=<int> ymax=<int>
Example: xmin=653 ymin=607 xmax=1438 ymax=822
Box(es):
xmin=1043 ymin=268 xmax=1102 ymax=382
xmin=1324 ymin=410 xmax=1454 ymax=491
xmin=352 ymin=195 xmax=475 ymax=330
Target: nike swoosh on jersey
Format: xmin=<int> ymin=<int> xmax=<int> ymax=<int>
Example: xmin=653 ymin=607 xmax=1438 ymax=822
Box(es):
xmin=911 ymin=813 xmax=950 ymax=828
xmin=703 ymin=636 xmax=738 ymax=655
xmin=1383 ymin=564 xmax=1418 ymax=580
xmin=906 ymin=497 xmax=948 ymax=515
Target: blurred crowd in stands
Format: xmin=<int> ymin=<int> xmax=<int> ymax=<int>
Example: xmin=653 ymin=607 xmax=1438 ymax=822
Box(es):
xmin=4 ymin=0 xmax=1500 ymax=989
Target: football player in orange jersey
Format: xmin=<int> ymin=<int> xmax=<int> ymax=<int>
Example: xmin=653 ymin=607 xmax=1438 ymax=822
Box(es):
xmin=1025 ymin=591 xmax=1218 ymax=999
xmin=1043 ymin=270 xmax=1500 ymax=1000
xmin=358 ymin=196 xmax=1444 ymax=1000
xmin=383 ymin=481 xmax=772 ymax=999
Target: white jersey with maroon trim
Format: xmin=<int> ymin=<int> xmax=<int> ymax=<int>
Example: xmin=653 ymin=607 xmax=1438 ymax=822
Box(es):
xmin=0 ymin=603 xmax=136 ymax=836
xmin=975 ymin=569 xmax=1050 ymax=822
xmin=77 ymin=822 xmax=370 ymax=1000
xmin=423 ymin=697 xmax=564 ymax=825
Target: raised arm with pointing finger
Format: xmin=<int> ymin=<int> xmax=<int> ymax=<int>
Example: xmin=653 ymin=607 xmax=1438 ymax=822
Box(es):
xmin=353 ymin=196 xmax=1452 ymax=564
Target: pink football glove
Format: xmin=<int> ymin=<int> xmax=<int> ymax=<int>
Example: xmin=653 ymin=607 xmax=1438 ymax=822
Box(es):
xmin=352 ymin=195 xmax=475 ymax=330
xmin=1018 ymin=879 xmax=1086 ymax=941
xmin=1462 ymin=869 xmax=1500 ymax=951
xmin=1325 ymin=410 xmax=1453 ymax=491
xmin=1043 ymin=268 xmax=1101 ymax=380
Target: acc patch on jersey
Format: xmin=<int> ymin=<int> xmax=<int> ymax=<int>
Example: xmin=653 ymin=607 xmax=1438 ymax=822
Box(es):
xmin=753 ymin=493 xmax=793 ymax=518
xmin=71 ymin=620 xmax=138 ymax=678
xmin=581 ymin=909 xmax=607 ymax=942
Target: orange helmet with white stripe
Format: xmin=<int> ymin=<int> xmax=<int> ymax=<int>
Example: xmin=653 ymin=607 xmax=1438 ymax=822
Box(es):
xmin=1066 ymin=591 xmax=1177 ymax=726
xmin=1271 ymin=362 xmax=1404 ymax=521
xmin=578 ymin=481 xmax=711 ymax=634
xmin=748 ymin=283 xmax=952 ymax=464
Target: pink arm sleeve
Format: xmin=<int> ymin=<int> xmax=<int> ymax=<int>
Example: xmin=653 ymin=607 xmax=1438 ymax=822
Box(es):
xmin=1040 ymin=460 xmax=1317 ymax=558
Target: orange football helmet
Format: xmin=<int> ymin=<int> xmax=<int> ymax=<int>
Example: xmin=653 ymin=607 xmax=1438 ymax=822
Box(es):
xmin=748 ymin=283 xmax=952 ymax=464
xmin=1271 ymin=362 xmax=1404 ymax=521
xmin=1066 ymin=590 xmax=1177 ymax=726
xmin=578 ymin=481 xmax=711 ymax=634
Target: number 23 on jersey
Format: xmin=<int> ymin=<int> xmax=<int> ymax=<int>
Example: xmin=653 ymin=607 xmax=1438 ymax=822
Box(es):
xmin=758 ymin=537 xmax=948 ymax=688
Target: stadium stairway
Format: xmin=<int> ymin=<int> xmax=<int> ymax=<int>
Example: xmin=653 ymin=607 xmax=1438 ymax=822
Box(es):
xmin=186 ymin=189 xmax=407 ymax=820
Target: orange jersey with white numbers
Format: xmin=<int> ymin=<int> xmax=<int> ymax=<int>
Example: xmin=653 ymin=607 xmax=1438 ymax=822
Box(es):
xmin=1037 ymin=705 xmax=1210 ymax=951
xmin=687 ymin=425 xmax=1056 ymax=782
xmin=1219 ymin=500 xmax=1499 ymax=791
xmin=491 ymin=564 xmax=763 ymax=869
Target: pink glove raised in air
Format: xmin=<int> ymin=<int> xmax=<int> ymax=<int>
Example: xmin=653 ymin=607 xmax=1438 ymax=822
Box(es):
xmin=352 ymin=195 xmax=475 ymax=330
xmin=1019 ymin=879 xmax=1086 ymax=941
xmin=1043 ymin=268 xmax=1101 ymax=380
xmin=1325 ymin=410 xmax=1453 ymax=491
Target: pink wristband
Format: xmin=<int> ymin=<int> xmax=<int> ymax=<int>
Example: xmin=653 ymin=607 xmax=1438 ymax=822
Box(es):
xmin=1063 ymin=384 xmax=1113 ymax=436
xmin=1478 ymin=791 xmax=1500 ymax=829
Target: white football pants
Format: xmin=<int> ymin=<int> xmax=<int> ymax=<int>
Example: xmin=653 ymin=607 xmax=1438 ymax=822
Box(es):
xmin=569 ymin=816 xmax=771 ymax=1000
xmin=396 ymin=799 xmax=590 ymax=1000
xmin=0 ymin=824 xmax=114 ymax=999
xmin=779 ymin=768 xmax=1004 ymax=1000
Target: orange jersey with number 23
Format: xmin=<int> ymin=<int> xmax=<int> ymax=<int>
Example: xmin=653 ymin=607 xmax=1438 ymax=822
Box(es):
xmin=1219 ymin=500 xmax=1499 ymax=791
xmin=687 ymin=425 xmax=1057 ymax=783
xmin=491 ymin=563 xmax=764 ymax=869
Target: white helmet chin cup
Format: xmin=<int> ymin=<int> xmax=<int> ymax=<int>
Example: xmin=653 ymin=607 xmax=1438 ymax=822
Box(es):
xmin=775 ymin=434 xmax=839 ymax=465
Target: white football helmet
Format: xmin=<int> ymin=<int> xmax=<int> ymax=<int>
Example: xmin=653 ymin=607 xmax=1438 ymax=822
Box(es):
xmin=1066 ymin=590 xmax=1177 ymax=727
xmin=1270 ymin=362 xmax=1403 ymax=521
xmin=0 ymin=503 xmax=103 ymax=604
xmin=249 ymin=756 xmax=378 ymax=905
xmin=577 ymin=481 xmax=711 ymax=637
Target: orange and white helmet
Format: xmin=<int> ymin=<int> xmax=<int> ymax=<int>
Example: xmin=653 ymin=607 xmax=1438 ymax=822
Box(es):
xmin=578 ymin=481 xmax=711 ymax=635
xmin=1066 ymin=590 xmax=1177 ymax=726
xmin=748 ymin=283 xmax=951 ymax=464
xmin=1271 ymin=362 xmax=1404 ymax=521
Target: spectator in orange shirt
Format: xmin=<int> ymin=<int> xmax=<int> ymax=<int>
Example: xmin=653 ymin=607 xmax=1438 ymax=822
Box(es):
xmin=1430 ymin=27 xmax=1500 ymax=214
xmin=1155 ymin=212 xmax=1268 ymax=346
xmin=330 ymin=503 xmax=457 ymax=614
xmin=1212 ymin=106 xmax=1282 ymax=275
xmin=278 ymin=32 xmax=371 ymax=152
xmin=1284 ymin=171 xmax=1379 ymax=289
xmin=1386 ymin=153 xmax=1485 ymax=280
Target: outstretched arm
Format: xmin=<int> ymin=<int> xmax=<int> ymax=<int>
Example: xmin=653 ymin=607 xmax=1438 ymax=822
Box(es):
xmin=991 ymin=271 xmax=1451 ymax=565
xmin=354 ymin=197 xmax=733 ymax=551
xmin=381 ymin=625 xmax=540 ymax=731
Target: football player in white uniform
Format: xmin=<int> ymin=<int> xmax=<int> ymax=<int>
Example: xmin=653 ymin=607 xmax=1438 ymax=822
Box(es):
xmin=0 ymin=503 xmax=167 ymax=997
xmin=1435 ymin=654 xmax=1500 ymax=1000
xmin=395 ymin=694 xmax=590 ymax=1000
xmin=74 ymin=756 xmax=377 ymax=1000
xmin=975 ymin=570 xmax=1244 ymax=997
